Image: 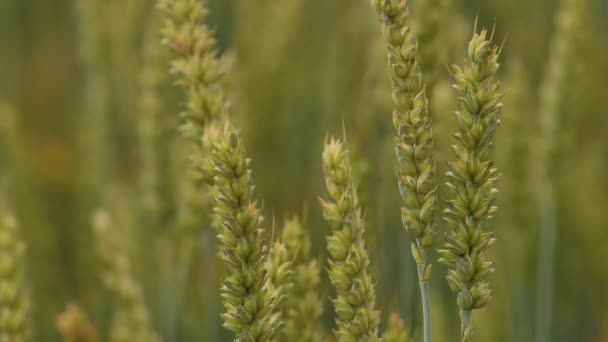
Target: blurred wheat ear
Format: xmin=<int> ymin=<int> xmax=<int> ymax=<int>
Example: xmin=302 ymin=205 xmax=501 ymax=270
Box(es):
xmin=0 ymin=205 xmax=30 ymax=341
xmin=57 ymin=303 xmax=99 ymax=342
xmin=92 ymin=209 xmax=160 ymax=342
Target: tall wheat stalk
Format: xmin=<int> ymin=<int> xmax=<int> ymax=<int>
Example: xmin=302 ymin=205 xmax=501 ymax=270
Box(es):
xmin=372 ymin=1 xmax=437 ymax=340
xmin=535 ymin=1 xmax=587 ymax=341
xmin=320 ymin=137 xmax=380 ymax=341
xmin=438 ymin=26 xmax=502 ymax=342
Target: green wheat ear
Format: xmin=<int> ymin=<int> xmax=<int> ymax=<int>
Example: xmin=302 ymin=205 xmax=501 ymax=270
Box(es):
xmin=438 ymin=25 xmax=503 ymax=342
xmin=158 ymin=0 xmax=232 ymax=234
xmin=0 ymin=206 xmax=30 ymax=342
xmin=266 ymin=239 xmax=293 ymax=314
xmin=320 ymin=137 xmax=380 ymax=342
xmin=371 ymin=1 xmax=437 ymax=341
xmin=210 ymin=123 xmax=281 ymax=341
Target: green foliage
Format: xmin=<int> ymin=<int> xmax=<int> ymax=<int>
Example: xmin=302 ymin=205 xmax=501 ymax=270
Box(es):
xmin=320 ymin=138 xmax=380 ymax=342
xmin=210 ymin=124 xmax=281 ymax=341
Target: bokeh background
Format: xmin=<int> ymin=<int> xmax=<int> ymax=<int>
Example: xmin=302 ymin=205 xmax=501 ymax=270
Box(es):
xmin=1 ymin=0 xmax=607 ymax=341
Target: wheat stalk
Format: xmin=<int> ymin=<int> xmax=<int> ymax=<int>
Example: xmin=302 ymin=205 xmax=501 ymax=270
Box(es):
xmin=320 ymin=137 xmax=380 ymax=341
xmin=535 ymin=1 xmax=588 ymax=341
xmin=210 ymin=123 xmax=281 ymax=341
xmin=438 ymin=25 xmax=503 ymax=342
xmin=371 ymin=1 xmax=437 ymax=340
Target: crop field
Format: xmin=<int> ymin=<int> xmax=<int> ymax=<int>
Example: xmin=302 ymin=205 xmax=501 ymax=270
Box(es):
xmin=0 ymin=0 xmax=607 ymax=341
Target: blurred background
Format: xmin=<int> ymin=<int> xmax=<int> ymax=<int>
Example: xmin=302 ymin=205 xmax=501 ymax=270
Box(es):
xmin=1 ymin=0 xmax=607 ymax=341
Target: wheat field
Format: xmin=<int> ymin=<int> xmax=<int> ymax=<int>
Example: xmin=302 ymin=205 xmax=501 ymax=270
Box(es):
xmin=0 ymin=0 xmax=607 ymax=341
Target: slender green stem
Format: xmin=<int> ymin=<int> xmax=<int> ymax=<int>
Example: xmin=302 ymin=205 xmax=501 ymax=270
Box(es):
xmin=418 ymin=275 xmax=431 ymax=342
xmin=415 ymin=239 xmax=431 ymax=342
xmin=535 ymin=186 xmax=556 ymax=342
xmin=461 ymin=309 xmax=472 ymax=342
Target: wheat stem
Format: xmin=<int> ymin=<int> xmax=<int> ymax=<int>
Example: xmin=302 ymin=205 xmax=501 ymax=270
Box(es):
xmin=535 ymin=1 xmax=587 ymax=341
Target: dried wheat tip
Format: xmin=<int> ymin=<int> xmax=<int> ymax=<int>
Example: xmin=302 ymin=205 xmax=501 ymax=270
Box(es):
xmin=320 ymin=138 xmax=380 ymax=341
xmin=373 ymin=0 xmax=437 ymax=276
xmin=438 ymin=27 xmax=503 ymax=342
xmin=210 ymin=123 xmax=281 ymax=341
xmin=382 ymin=313 xmax=410 ymax=342
xmin=91 ymin=210 xmax=160 ymax=342
xmin=280 ymin=218 xmax=324 ymax=342
xmin=57 ymin=303 xmax=99 ymax=342
xmin=0 ymin=209 xmax=30 ymax=342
